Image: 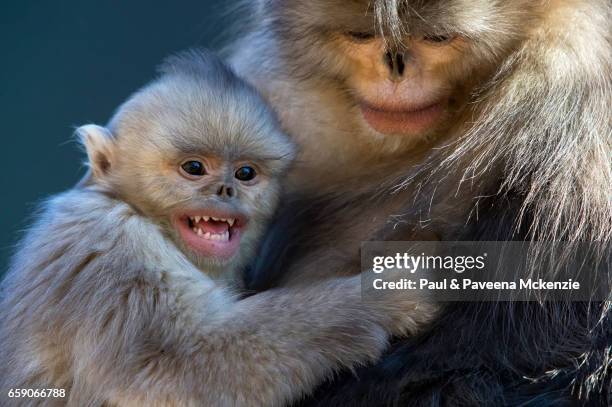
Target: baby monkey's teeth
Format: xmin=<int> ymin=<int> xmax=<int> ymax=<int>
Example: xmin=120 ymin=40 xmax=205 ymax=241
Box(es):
xmin=189 ymin=215 xmax=235 ymax=227
xmin=210 ymin=232 xmax=229 ymax=242
xmin=193 ymin=231 xmax=230 ymax=241
xmin=187 ymin=215 xmax=236 ymax=241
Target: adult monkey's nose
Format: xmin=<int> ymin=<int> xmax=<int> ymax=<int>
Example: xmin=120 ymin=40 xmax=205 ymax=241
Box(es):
xmin=384 ymin=49 xmax=406 ymax=80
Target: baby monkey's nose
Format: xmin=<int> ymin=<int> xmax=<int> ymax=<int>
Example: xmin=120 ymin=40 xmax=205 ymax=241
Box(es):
xmin=217 ymin=184 xmax=235 ymax=198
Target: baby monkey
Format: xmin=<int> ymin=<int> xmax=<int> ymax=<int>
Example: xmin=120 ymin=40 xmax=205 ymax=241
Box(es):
xmin=0 ymin=50 xmax=435 ymax=407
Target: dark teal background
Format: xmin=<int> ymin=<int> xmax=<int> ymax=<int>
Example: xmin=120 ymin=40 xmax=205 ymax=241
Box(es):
xmin=0 ymin=1 xmax=231 ymax=273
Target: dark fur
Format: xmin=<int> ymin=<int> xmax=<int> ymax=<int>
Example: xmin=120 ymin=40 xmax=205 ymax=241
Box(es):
xmin=293 ymin=193 xmax=610 ymax=406
xmin=248 ymin=190 xmax=610 ymax=406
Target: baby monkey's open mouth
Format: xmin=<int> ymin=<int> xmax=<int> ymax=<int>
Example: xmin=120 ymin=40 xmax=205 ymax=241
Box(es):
xmin=187 ymin=215 xmax=237 ymax=242
xmin=175 ymin=211 xmax=247 ymax=260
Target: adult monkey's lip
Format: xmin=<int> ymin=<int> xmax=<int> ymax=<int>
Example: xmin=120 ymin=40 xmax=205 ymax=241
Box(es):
xmin=359 ymin=100 xmax=445 ymax=135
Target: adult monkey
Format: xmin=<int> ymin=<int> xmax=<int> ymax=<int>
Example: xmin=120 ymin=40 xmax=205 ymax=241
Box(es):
xmin=230 ymin=0 xmax=611 ymax=405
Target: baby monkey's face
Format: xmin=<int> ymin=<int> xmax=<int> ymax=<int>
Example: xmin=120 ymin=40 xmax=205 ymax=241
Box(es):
xmin=101 ymin=131 xmax=290 ymax=277
xmin=79 ymin=66 xmax=295 ymax=275
xmin=110 ymin=126 xmax=289 ymax=275
xmin=169 ymin=153 xmax=271 ymax=263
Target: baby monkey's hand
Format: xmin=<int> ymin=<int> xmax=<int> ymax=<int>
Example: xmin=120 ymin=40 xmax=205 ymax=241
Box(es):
xmin=361 ymin=269 xmax=439 ymax=338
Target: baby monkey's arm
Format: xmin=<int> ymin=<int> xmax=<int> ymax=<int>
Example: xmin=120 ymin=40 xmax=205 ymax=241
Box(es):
xmin=73 ymin=260 xmax=433 ymax=407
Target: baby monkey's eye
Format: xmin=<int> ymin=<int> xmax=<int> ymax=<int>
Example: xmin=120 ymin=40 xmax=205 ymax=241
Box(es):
xmin=180 ymin=160 xmax=206 ymax=177
xmin=234 ymin=166 xmax=257 ymax=182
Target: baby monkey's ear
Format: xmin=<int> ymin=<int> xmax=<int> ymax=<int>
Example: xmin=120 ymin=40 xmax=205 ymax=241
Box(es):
xmin=76 ymin=124 xmax=116 ymax=181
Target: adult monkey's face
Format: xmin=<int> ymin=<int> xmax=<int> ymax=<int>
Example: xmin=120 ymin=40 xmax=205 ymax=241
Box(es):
xmin=337 ymin=33 xmax=469 ymax=137
xmin=272 ymin=0 xmax=536 ymax=143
